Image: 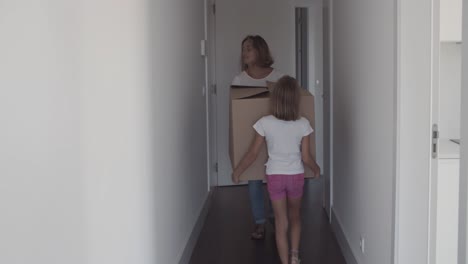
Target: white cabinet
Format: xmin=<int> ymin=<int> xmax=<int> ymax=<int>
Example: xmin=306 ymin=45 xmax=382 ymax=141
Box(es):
xmin=440 ymin=0 xmax=463 ymax=42
xmin=436 ymin=140 xmax=460 ymax=264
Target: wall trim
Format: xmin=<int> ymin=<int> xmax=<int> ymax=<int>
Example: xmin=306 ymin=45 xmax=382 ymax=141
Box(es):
xmin=331 ymin=209 xmax=359 ymax=264
xmin=178 ymin=189 xmax=214 ymax=264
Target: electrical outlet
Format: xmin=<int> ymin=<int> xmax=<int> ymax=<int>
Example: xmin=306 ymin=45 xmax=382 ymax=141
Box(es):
xmin=359 ymin=236 xmax=365 ymax=254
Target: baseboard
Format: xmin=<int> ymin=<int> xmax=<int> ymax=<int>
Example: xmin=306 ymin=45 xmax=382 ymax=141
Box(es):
xmin=331 ymin=209 xmax=359 ymax=264
xmin=178 ymin=189 xmax=214 ymax=264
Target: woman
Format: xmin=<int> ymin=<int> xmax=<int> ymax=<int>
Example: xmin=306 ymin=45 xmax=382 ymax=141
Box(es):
xmin=231 ymin=35 xmax=284 ymax=240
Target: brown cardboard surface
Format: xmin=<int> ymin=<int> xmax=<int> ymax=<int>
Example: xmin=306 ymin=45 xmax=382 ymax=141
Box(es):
xmin=229 ymin=86 xmax=316 ymax=181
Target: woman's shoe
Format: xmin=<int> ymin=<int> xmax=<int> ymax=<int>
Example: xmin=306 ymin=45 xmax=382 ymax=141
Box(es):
xmin=250 ymin=224 xmax=265 ymax=240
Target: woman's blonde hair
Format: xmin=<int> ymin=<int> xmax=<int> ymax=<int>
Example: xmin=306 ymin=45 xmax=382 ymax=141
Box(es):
xmin=241 ymin=35 xmax=274 ymax=70
xmin=270 ymin=76 xmax=301 ymax=121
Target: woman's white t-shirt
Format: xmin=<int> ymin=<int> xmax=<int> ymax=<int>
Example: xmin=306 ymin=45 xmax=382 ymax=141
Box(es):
xmin=231 ymin=69 xmax=284 ymax=86
xmin=253 ymin=115 xmax=313 ymax=175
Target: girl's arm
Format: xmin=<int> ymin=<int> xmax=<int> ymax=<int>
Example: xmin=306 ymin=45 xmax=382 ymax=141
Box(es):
xmin=232 ymin=132 xmax=265 ymax=184
xmin=301 ymin=135 xmax=321 ymax=178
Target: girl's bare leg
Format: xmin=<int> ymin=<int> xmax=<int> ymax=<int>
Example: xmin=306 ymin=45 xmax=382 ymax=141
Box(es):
xmin=288 ymin=196 xmax=302 ymax=262
xmin=271 ymin=198 xmax=288 ymax=264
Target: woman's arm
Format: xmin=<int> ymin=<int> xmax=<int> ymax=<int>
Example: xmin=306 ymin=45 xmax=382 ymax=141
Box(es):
xmin=301 ymin=135 xmax=320 ymax=178
xmin=232 ymin=132 xmax=265 ymax=183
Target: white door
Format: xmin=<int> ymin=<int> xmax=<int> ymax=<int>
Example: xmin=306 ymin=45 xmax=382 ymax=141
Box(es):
xmin=396 ymin=0 xmax=440 ymax=263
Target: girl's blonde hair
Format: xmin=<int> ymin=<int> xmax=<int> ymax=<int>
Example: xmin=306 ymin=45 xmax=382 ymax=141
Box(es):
xmin=270 ymin=76 xmax=301 ymax=121
xmin=241 ymin=35 xmax=274 ymax=70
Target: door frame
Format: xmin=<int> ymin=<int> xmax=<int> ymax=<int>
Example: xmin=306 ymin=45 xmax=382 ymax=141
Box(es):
xmin=429 ymin=0 xmax=441 ymax=263
xmin=209 ymin=0 xmax=327 ymax=187
xmin=458 ymin=1 xmax=468 ymax=262
xmin=205 ymin=0 xmax=218 ymax=190
xmin=323 ymin=0 xmax=334 ymax=221
xmin=294 ymin=0 xmax=333 ymax=221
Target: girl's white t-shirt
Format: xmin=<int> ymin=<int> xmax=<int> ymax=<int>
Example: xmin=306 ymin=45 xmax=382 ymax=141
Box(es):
xmin=253 ymin=115 xmax=313 ymax=175
xmin=231 ymin=69 xmax=284 ymax=86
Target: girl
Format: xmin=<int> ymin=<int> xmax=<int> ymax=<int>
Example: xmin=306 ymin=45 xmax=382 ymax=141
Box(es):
xmin=231 ymin=35 xmax=284 ymax=240
xmin=232 ymin=76 xmax=320 ymax=264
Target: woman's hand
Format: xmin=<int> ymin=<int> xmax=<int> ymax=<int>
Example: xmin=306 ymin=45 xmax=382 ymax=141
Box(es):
xmin=301 ymin=135 xmax=321 ymax=178
xmin=311 ymin=161 xmax=321 ymax=178
xmin=231 ymin=132 xmax=265 ymax=184
xmin=231 ymin=171 xmax=240 ymax=184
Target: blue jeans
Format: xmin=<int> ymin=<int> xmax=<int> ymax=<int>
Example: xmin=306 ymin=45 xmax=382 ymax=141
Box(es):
xmin=248 ymin=180 xmax=273 ymax=224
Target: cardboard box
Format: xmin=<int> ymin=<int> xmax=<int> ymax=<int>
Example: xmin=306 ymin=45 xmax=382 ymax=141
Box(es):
xmin=229 ymin=85 xmax=316 ymax=181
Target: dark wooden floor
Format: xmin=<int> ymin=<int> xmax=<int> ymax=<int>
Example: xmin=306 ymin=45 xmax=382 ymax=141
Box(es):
xmin=189 ymin=179 xmax=346 ymax=264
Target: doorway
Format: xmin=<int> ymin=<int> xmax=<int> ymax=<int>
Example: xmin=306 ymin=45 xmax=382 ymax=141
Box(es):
xmin=210 ymin=0 xmax=327 ymax=193
xmin=395 ymin=0 xmax=463 ymax=263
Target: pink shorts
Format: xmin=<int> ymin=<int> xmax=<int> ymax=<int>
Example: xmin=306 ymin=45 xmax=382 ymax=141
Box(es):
xmin=266 ymin=173 xmax=305 ymax=201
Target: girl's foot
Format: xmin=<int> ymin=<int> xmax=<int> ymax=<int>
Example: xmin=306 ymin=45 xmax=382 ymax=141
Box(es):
xmin=250 ymin=224 xmax=265 ymax=240
xmin=290 ymin=250 xmax=301 ymax=264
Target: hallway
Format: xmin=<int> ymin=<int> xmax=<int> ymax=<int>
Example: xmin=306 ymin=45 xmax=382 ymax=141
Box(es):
xmin=189 ymin=180 xmax=346 ymax=264
xmin=4 ymin=1 xmax=468 ymax=264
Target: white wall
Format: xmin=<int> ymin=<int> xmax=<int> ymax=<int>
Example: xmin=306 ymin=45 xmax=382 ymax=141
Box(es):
xmin=0 ymin=1 xmax=209 ymax=263
xmin=439 ymin=43 xmax=462 ymax=139
xmin=80 ymin=0 xmax=156 ymax=263
xmin=149 ymin=0 xmax=208 ymax=262
xmin=82 ymin=0 xmax=208 ymax=263
xmin=0 ymin=2 xmax=84 ymax=264
xmin=332 ymin=1 xmax=396 ymax=263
